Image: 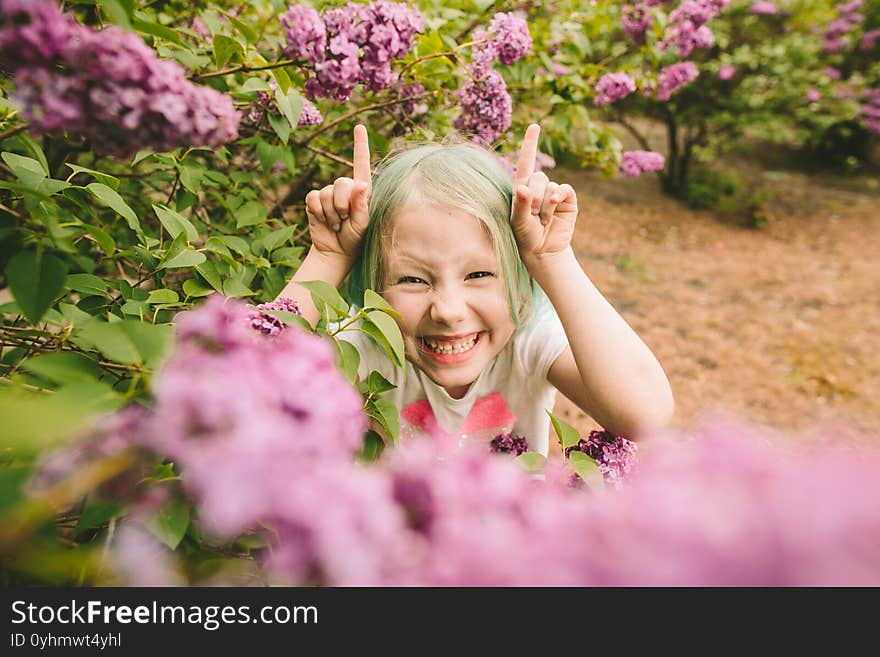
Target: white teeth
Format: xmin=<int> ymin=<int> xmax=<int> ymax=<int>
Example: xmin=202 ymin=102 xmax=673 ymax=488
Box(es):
xmin=424 ymin=334 xmax=478 ymax=354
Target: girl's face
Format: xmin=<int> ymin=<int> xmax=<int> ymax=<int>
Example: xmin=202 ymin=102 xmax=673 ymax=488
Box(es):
xmin=381 ymin=202 xmax=516 ymax=399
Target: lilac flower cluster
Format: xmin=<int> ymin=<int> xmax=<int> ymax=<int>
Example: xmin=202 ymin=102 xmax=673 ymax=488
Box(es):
xmin=280 ymin=1 xmax=425 ymax=102
xmin=862 ymin=89 xmax=880 ymax=134
xmin=453 ymin=69 xmax=512 ymax=145
xmin=565 ymin=430 xmax=638 ymax=490
xmin=656 ymin=61 xmax=700 ymax=101
xmin=748 ymin=1 xmax=779 ymax=14
xmin=594 ymin=72 xmax=637 ymax=106
xmin=452 ymin=12 xmax=531 ymax=144
xmin=247 ymin=297 xmax=303 ymax=337
xmin=860 ymin=28 xmax=880 ymax=51
xmin=620 ymin=150 xmax=666 ymax=176
xmin=489 ymin=432 xmax=529 ymax=456
xmin=823 ymin=0 xmax=864 ymax=53
xmin=487 ymin=12 xmax=533 ymax=66
xmin=718 ymin=64 xmax=736 ymax=80
xmin=148 ymin=295 xmax=367 ymax=539
xmin=96 ymin=310 xmax=880 ymax=585
xmin=0 ymin=0 xmax=239 ymax=157
xmin=621 ymin=1 xmax=671 ymax=43
xmin=659 ymin=0 xmax=729 ymax=57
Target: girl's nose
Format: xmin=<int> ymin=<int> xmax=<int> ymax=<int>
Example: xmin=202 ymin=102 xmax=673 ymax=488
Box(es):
xmin=428 ymin=286 xmax=467 ymax=326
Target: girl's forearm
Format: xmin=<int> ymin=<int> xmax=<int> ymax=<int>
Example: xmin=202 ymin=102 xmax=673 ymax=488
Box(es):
xmin=277 ymin=247 xmax=353 ymax=328
xmin=526 ymin=247 xmax=674 ymax=435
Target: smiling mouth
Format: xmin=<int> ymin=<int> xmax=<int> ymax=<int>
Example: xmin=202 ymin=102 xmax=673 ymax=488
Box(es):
xmin=419 ymin=332 xmax=482 ymax=355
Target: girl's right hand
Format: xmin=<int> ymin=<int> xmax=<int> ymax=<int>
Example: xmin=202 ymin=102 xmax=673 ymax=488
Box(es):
xmin=304 ymin=124 xmax=372 ymax=265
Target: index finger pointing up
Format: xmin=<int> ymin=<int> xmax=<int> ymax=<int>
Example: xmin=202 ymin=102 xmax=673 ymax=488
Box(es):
xmin=514 ymin=123 xmax=541 ymax=185
xmin=353 ymin=124 xmax=371 ymax=185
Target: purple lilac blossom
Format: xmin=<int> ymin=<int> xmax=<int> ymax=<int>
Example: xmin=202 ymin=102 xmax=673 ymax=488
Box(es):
xmin=824 ymin=66 xmax=842 ymax=80
xmin=487 ymin=12 xmax=532 ymax=66
xmin=862 ymin=89 xmax=880 ymax=134
xmin=489 ymin=432 xmax=529 ymax=456
xmin=454 ymin=68 xmax=512 ymax=145
xmin=282 ymin=1 xmax=424 ymax=102
xmin=0 ymin=0 xmax=239 ymax=157
xmin=806 ymin=88 xmax=821 ymax=102
xmin=620 ymin=150 xmax=666 ymax=176
xmin=748 ymin=1 xmax=778 ymax=14
xmin=621 ymin=1 xmax=672 ymax=43
xmin=565 ymin=430 xmax=638 ymax=490
xmin=861 ymin=29 xmax=880 ymax=50
xmin=247 ymin=297 xmax=303 ymax=337
xmin=656 ymin=61 xmax=699 ymax=101
xmin=146 ymin=295 xmax=367 ymax=539
xmin=660 ymin=0 xmax=728 ymax=57
xmin=718 ymin=65 xmax=736 ymax=80
xmin=470 ymin=28 xmax=498 ymax=78
xmin=822 ymin=1 xmax=865 ymax=53
xmin=594 ymin=72 xmax=637 ymax=106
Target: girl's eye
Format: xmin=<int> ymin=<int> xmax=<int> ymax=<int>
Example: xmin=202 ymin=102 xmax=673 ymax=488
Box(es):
xmin=467 ymin=271 xmax=493 ymax=280
xmin=397 ymin=276 xmax=426 ymax=285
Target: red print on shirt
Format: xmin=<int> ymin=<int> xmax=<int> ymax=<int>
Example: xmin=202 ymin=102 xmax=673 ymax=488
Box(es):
xmin=400 ymin=392 xmax=516 ymax=451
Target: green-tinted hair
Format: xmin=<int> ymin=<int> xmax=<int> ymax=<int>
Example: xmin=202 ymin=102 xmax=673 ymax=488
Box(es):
xmin=348 ymin=137 xmax=542 ymax=328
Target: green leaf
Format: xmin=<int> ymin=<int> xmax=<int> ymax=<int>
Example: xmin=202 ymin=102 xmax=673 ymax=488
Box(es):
xmin=364 ymin=369 xmax=395 ymax=394
xmin=5 ymin=251 xmax=68 ymax=325
xmin=213 ymin=34 xmax=244 ymax=69
xmin=87 ymin=183 xmax=141 ymax=234
xmin=147 ymin=289 xmax=179 ymax=305
xmin=363 ymin=289 xmax=402 ymax=319
xmin=20 ymin=352 xmax=101 ymax=385
xmin=17 ymin=133 xmax=50 ymax=176
xmin=82 ymin=224 xmax=116 ymax=256
xmin=66 ymin=273 xmax=107 ymax=297
xmin=370 ymin=397 xmax=399 ymax=442
xmin=515 ymin=452 xmax=547 ymax=473
xmin=120 ymin=321 xmax=173 ymax=369
xmin=568 ymin=451 xmax=605 ymax=492
xmin=2 ymin=152 xmax=45 ymax=186
xmin=159 ymin=249 xmax=206 ymax=269
xmin=182 ymin=278 xmax=215 ymax=298
xmin=99 ymin=0 xmax=132 ymax=28
xmin=299 ymin=280 xmax=348 ymax=319
xmin=213 ymin=235 xmax=249 ymax=256
xmin=75 ymin=501 xmax=122 ymax=534
xmin=271 ymin=66 xmax=291 ymax=93
xmin=548 ymin=411 xmax=582 ymax=449
xmin=147 ymin=498 xmax=191 ymax=550
xmin=262 ymin=309 xmax=311 ymax=332
xmin=253 ymin=226 xmax=294 ymax=254
xmin=334 ymin=338 xmax=360 ymax=384
xmin=266 ymin=112 xmax=291 ymax=144
xmin=226 ymin=12 xmax=259 ymax=44
xmin=178 ymin=162 xmax=204 ymax=195
xmin=364 ymin=310 xmax=405 ymax=368
xmin=234 ymin=201 xmax=268 ymax=228
xmin=152 ymin=204 xmax=199 ymax=243
xmin=222 ymin=277 xmax=254 ymax=298
xmin=274 ymin=86 xmax=304 ymax=131
xmin=195 ymin=260 xmax=222 ymax=292
xmin=65 ymin=163 xmax=119 ymax=189
xmin=133 ymin=17 xmax=182 ymax=44
xmin=357 ymin=430 xmax=385 ymax=462
xmin=75 ymin=319 xmax=141 ymax=365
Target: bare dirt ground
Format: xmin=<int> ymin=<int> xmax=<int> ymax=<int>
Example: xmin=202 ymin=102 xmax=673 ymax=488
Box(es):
xmin=550 ymin=148 xmax=880 ymax=449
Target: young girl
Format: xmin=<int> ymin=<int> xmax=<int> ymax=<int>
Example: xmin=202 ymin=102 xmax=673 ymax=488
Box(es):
xmin=277 ymin=124 xmax=674 ymax=455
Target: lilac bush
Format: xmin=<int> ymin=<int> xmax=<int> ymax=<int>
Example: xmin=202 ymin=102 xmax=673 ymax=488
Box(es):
xmin=0 ymin=0 xmax=239 ymax=156
xmin=281 ymin=1 xmax=425 ymax=102
xmin=620 ymin=150 xmax=666 ymax=176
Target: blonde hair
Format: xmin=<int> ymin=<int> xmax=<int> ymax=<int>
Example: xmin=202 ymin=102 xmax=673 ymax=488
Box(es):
xmin=348 ymin=138 xmax=542 ymax=327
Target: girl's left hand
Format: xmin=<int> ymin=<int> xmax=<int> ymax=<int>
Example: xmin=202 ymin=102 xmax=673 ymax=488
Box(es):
xmin=509 ymin=124 xmax=579 ymax=267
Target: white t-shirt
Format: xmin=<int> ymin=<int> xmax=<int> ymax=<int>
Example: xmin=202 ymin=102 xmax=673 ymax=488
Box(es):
xmin=338 ymin=301 xmax=569 ymax=456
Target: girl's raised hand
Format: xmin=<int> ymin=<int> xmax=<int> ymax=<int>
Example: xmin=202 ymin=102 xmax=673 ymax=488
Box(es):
xmin=509 ymin=124 xmax=579 ymax=266
xmin=304 ymin=124 xmax=372 ymax=265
